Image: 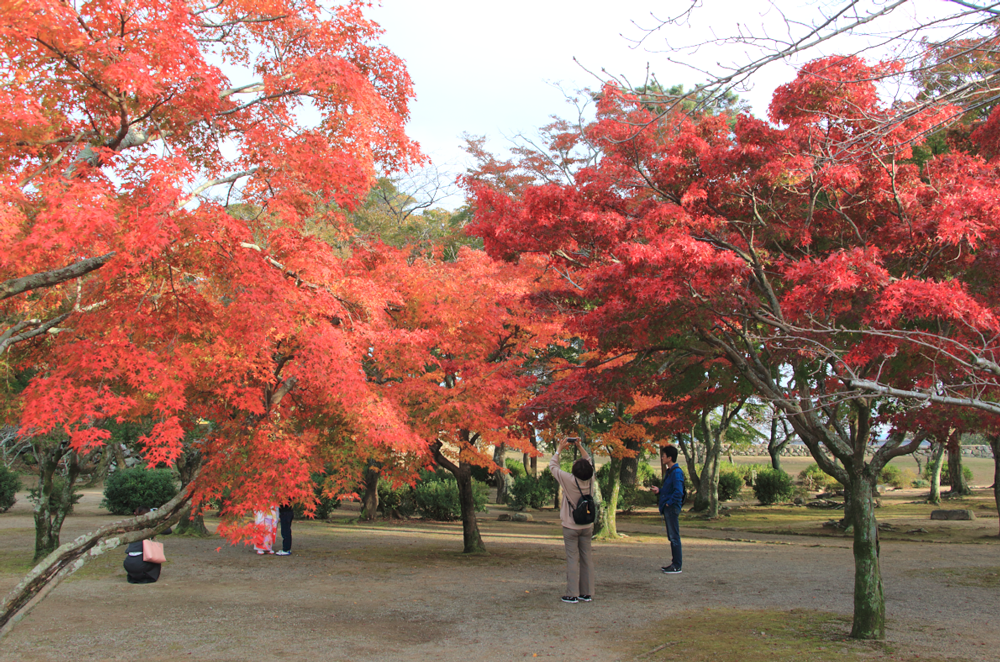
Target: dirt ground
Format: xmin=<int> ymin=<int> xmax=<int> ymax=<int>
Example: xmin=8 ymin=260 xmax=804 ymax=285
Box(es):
xmin=1 ymin=486 xmax=998 ymax=662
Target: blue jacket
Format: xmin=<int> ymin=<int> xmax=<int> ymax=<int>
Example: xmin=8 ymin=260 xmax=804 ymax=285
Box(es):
xmin=658 ymin=464 xmax=685 ymax=513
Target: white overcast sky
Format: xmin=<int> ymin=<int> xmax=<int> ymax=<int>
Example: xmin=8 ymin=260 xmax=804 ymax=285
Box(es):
xmin=365 ymin=0 xmax=950 ymax=205
xmin=367 ymin=2 xmax=790 ymax=182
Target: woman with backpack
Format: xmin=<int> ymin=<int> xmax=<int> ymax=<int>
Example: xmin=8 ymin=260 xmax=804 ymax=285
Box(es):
xmin=548 ymin=437 xmax=596 ymax=604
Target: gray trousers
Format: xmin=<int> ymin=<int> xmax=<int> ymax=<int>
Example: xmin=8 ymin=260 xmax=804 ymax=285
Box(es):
xmin=562 ymin=526 xmax=594 ymax=596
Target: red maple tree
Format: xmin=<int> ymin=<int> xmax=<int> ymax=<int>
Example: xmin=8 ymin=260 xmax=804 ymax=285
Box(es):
xmin=1 ymin=0 xmax=422 ymax=630
xmin=463 ymin=54 xmax=998 ymax=639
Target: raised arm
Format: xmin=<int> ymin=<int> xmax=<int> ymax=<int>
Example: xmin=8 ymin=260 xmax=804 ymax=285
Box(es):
xmin=550 ymin=438 xmax=571 ymax=473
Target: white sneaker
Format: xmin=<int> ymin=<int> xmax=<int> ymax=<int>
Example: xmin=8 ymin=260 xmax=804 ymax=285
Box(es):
xmin=275 ymin=550 xmax=291 ymax=556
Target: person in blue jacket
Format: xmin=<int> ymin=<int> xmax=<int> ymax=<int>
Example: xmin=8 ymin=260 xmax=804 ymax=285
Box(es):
xmin=652 ymin=445 xmax=685 ymax=574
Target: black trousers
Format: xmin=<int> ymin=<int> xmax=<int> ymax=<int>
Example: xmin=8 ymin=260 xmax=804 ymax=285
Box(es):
xmin=279 ymin=509 xmax=294 ymax=552
xmin=124 ymin=555 xmax=161 ymax=583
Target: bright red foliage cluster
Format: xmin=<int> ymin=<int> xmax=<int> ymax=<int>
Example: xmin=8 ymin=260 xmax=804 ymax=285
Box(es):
xmin=467 ymin=55 xmax=1000 ymax=417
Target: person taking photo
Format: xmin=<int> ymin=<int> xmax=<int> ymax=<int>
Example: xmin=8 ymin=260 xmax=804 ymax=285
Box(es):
xmin=549 ymin=437 xmax=596 ymax=604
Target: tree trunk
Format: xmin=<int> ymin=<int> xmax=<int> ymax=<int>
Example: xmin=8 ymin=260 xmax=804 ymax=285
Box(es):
xmin=360 ymin=463 xmax=379 ymax=522
xmin=453 ymin=463 xmax=485 ymax=553
xmin=82 ymin=446 xmax=113 ymax=488
xmin=677 ymin=434 xmax=698 ymax=485
xmin=620 ymin=438 xmax=641 ymax=487
xmin=913 ymin=450 xmax=925 ymax=480
xmin=173 ymin=504 xmax=210 ymax=536
xmin=173 ymin=447 xmax=209 ymax=536
xmin=33 ymin=444 xmax=80 ymax=562
xmin=594 ymin=456 xmax=621 ymax=540
xmin=522 ymin=452 xmax=530 ymax=476
xmin=431 ymin=441 xmax=485 ymax=554
xmin=697 ymin=444 xmax=721 ymax=518
xmin=767 ymin=415 xmax=791 ymax=472
xmin=989 ymin=434 xmax=1000 ymax=538
xmin=947 ymin=445 xmax=971 ymax=496
xmin=691 ymin=411 xmax=723 ymax=517
xmin=492 ymin=444 xmax=507 ymax=504
xmin=929 ymin=442 xmax=945 ymax=505
xmin=590 ymin=467 xmax=609 ymax=538
xmin=111 ymin=441 xmax=128 ymax=471
xmin=847 ymin=475 xmax=885 ymax=640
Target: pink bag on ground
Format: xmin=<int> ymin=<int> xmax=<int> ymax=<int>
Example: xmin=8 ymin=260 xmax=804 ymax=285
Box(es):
xmin=142 ymin=539 xmax=166 ymax=564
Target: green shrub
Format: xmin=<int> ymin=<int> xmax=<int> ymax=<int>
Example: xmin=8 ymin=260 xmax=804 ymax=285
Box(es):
xmin=911 ymin=478 xmax=929 ymax=488
xmin=413 ymin=477 xmax=488 ymax=521
xmin=0 ymin=465 xmax=21 ymax=513
xmin=28 ymin=476 xmax=83 ymax=514
xmin=469 ymin=464 xmax=492 ymax=484
xmin=798 ymin=463 xmax=837 ymax=491
xmin=377 ymin=482 xmax=416 ymax=518
xmin=922 ymin=462 xmax=974 ymax=484
xmin=414 ymin=480 xmax=459 ymax=520
xmin=101 ymin=467 xmax=178 ymax=515
xmin=505 ymin=458 xmax=527 ymax=480
xmin=539 ymin=468 xmax=559 ymax=495
xmin=419 ymin=467 xmax=453 ymax=483
xmin=506 ymin=474 xmax=556 ymax=510
xmin=740 ymin=463 xmax=771 ymax=487
xmin=879 ymin=464 xmax=914 ymax=489
xmin=752 ymin=468 xmax=794 ymax=505
xmin=636 ymin=461 xmax=658 ymax=487
xmin=625 ymin=462 xmax=660 ymax=509
xmin=717 ymin=470 xmax=744 ymax=502
xmin=715 ymin=462 xmax=769 ymax=488
xmin=596 ymin=462 xmax=660 ymax=512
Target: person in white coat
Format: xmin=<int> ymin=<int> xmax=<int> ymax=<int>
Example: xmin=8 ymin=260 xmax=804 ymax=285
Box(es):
xmin=253 ymin=506 xmax=278 ymax=554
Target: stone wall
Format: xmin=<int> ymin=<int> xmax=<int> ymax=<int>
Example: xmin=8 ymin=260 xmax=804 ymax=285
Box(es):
xmin=728 ymin=444 xmax=995 ymax=458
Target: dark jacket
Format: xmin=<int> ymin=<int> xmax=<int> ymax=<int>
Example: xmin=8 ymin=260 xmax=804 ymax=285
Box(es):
xmin=658 ymin=464 xmax=685 ymax=513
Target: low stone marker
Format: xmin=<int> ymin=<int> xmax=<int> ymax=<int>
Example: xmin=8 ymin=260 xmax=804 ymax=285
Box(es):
xmin=497 ymin=512 xmax=534 ymax=522
xmin=930 ymin=509 xmax=976 ymax=521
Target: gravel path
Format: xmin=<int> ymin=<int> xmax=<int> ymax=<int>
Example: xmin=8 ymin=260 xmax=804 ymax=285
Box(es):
xmin=1 ymin=491 xmax=998 ymax=661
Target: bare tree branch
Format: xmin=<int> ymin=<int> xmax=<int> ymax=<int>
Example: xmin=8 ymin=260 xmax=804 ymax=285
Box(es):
xmin=0 ymin=253 xmax=115 ymax=303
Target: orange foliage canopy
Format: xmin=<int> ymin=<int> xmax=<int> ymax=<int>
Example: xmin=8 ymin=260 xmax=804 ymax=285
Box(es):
xmin=363 ymin=246 xmax=567 ymax=473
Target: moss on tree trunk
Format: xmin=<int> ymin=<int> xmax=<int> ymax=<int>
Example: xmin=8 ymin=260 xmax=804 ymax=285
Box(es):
xmin=947 ymin=445 xmax=972 ymax=496
xmin=847 ymin=476 xmax=885 ymax=640
xmin=929 ymin=442 xmax=945 ymax=505
xmin=32 ymin=443 xmax=80 ymax=562
xmin=990 ymin=434 xmax=1000 ymax=538
xmin=595 ymin=455 xmax=621 ymax=540
xmin=174 ymin=505 xmax=210 ymax=536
